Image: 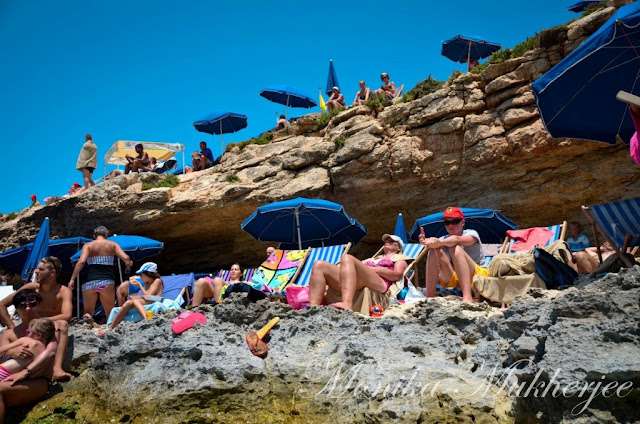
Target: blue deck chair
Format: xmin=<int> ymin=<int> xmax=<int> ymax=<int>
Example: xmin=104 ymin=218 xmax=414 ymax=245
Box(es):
xmin=290 ymin=243 xmax=352 ymax=287
xmin=499 ymin=222 xmax=567 ymax=254
xmin=371 ymin=242 xmax=426 ymax=283
xmin=583 ymin=197 xmax=640 ymax=267
xmin=106 ymin=273 xmax=194 ymax=326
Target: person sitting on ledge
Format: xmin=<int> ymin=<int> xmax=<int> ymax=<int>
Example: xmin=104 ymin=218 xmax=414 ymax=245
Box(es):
xmin=272 ymin=115 xmax=289 ymax=131
xmin=308 ymin=234 xmax=408 ymax=310
xmin=374 ymin=72 xmax=396 ymax=100
xmin=124 ymin=143 xmax=150 ymax=174
xmin=192 ymin=263 xmax=246 ymax=307
xmin=110 ymin=262 xmax=163 ymax=329
xmin=327 ymin=86 xmax=346 ymax=112
xmin=192 ymin=141 xmax=214 ymax=172
xmin=419 ymin=206 xmax=488 ymax=303
xmin=352 ymin=80 xmax=371 ymax=106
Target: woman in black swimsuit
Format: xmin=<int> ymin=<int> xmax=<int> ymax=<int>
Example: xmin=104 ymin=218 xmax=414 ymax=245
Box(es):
xmin=352 ymin=80 xmax=371 ymax=106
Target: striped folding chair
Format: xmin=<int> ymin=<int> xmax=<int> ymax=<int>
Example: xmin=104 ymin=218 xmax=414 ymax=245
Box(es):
xmin=370 ymin=242 xmax=426 ymax=283
xmin=583 ymin=197 xmax=640 ymax=267
xmin=290 ymin=243 xmax=352 ymax=287
xmin=215 ymin=268 xmax=257 ymax=282
xmin=500 ymin=222 xmax=567 ymax=254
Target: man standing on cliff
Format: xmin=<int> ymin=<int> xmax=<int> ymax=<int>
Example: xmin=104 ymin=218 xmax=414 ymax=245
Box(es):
xmin=419 ymin=207 xmax=488 ymax=303
xmin=0 ymin=257 xmax=72 ymax=381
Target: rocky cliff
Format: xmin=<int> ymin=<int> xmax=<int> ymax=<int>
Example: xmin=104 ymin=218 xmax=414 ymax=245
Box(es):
xmin=1 ymin=6 xmax=639 ymax=273
xmin=15 ymin=267 xmax=640 ymax=423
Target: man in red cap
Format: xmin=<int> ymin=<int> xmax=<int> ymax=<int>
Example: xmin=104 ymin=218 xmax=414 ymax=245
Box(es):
xmin=418 ymin=206 xmax=488 ymax=303
xmin=29 ymin=195 xmax=41 ymax=207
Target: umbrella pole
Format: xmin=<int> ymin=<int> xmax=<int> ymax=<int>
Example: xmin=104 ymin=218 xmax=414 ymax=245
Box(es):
xmin=220 ymin=120 xmax=224 ymax=155
xmin=286 ymin=94 xmax=290 ymax=120
xmin=467 ymin=41 xmax=471 ymax=71
xmin=295 ymin=209 xmax=302 ymax=250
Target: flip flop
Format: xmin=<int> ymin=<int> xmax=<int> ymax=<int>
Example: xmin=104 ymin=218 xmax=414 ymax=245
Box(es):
xmin=171 ymin=311 xmax=207 ymax=335
xmin=245 ymin=332 xmax=269 ymax=357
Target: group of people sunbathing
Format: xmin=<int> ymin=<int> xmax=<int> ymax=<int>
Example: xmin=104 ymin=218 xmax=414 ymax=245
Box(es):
xmin=326 ymin=72 xmax=400 ymax=112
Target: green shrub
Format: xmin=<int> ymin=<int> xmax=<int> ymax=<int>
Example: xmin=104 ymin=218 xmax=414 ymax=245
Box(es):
xmin=404 ymin=75 xmax=444 ymax=101
xmin=225 ymin=132 xmax=273 ymax=153
xmin=470 ymin=63 xmax=489 ymax=74
xmin=582 ymin=1 xmax=607 ymax=16
xmin=363 ymin=93 xmax=391 ymax=110
xmin=142 ymin=175 xmax=180 ymax=190
xmin=316 ymin=107 xmax=345 ymax=129
xmin=6 ymin=212 xmax=17 ymax=220
xmin=334 ymin=135 xmax=348 ymax=149
xmin=448 ymin=70 xmax=463 ymax=84
xmin=226 ymin=173 xmax=240 ymax=183
xmin=489 ymin=33 xmax=540 ymax=64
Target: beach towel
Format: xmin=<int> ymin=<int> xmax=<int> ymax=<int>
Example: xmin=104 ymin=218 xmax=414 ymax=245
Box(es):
xmin=106 ymin=297 xmax=182 ymax=326
xmin=250 ymin=249 xmax=308 ymax=292
xmin=506 ymin=228 xmax=553 ymax=252
xmin=76 ymin=141 xmax=97 ymax=170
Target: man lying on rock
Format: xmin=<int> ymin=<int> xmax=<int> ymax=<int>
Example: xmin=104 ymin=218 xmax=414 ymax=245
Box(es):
xmin=419 ymin=206 xmax=489 ymax=303
xmin=0 ymin=257 xmax=72 ymax=381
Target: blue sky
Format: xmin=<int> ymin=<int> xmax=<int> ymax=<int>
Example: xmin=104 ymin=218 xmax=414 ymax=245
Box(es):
xmin=0 ymin=0 xmax=577 ymax=214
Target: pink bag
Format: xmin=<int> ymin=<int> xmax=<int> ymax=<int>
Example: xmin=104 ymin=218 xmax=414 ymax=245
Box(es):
xmin=285 ymin=286 xmax=310 ymax=310
xmin=629 ymin=108 xmax=640 ymax=165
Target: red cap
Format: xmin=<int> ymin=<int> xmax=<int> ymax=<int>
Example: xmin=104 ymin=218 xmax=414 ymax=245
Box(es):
xmin=72 ymin=182 xmax=81 ymax=187
xmin=443 ymin=206 xmax=463 ymax=219
xmin=30 ymin=194 xmax=37 ymax=200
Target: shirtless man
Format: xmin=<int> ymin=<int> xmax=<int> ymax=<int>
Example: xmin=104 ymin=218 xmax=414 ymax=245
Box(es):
xmin=0 ymin=258 xmax=72 ymax=381
xmin=352 ymin=80 xmax=371 ymax=106
xmin=124 ymin=143 xmax=150 ymax=174
xmin=0 ymin=290 xmax=58 ymax=422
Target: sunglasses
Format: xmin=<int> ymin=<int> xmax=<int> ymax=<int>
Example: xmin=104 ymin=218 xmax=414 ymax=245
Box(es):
xmin=444 ymin=218 xmax=462 ymax=226
xmin=17 ymin=300 xmax=39 ymax=309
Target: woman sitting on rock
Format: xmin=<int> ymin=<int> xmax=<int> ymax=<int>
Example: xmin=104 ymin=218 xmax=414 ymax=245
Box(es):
xmin=191 ymin=263 xmax=245 ymax=307
xmin=109 ymin=262 xmax=163 ymax=329
xmin=309 ymin=235 xmax=408 ymax=310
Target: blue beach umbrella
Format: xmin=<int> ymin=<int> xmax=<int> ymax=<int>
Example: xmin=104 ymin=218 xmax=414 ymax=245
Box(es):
xmin=21 ymin=218 xmax=50 ymax=280
xmin=0 ymin=237 xmax=92 ymax=274
xmin=532 ymin=2 xmax=640 ymax=144
xmin=408 ymin=208 xmax=517 ymax=244
xmin=394 ymin=213 xmax=408 ymax=245
xmin=441 ymin=35 xmax=501 ymax=64
xmin=193 ymin=111 xmax=248 ymax=154
xmin=325 ymin=60 xmax=340 ymax=96
xmin=242 ymin=197 xmax=367 ymax=250
xmin=71 ymin=235 xmax=164 ymax=262
xmin=260 ymin=85 xmax=318 ymax=119
xmin=567 ymin=0 xmax=601 ymax=13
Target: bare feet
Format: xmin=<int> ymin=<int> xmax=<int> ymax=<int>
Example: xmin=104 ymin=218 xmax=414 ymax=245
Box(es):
xmin=52 ymin=368 xmax=72 ymax=382
xmin=330 ymin=302 xmax=352 ymax=310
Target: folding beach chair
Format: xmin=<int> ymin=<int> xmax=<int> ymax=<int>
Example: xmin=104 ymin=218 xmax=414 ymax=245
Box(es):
xmin=106 ymin=273 xmax=194 ymax=326
xmin=249 ymin=248 xmax=309 ymax=292
xmin=499 ymin=222 xmax=567 ymax=254
xmin=289 ymin=243 xmax=352 ymax=287
xmin=583 ymin=197 xmax=640 ymax=268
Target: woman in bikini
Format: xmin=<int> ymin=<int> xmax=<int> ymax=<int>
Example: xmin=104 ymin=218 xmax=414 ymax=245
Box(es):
xmin=191 ymin=263 xmax=245 ymax=307
xmin=352 ymin=80 xmax=371 ymax=106
xmin=69 ymin=226 xmax=133 ymax=322
xmin=109 ymin=262 xmax=163 ymax=329
xmin=309 ymin=234 xmax=408 ymax=310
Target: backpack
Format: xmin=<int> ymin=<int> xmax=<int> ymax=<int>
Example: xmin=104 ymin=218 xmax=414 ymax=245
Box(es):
xmin=534 ymin=247 xmax=578 ymax=290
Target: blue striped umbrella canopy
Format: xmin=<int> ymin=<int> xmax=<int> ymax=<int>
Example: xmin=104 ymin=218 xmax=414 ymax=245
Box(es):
xmin=71 ymin=235 xmax=163 ymax=262
xmin=259 ymin=85 xmax=317 ymax=109
xmin=0 ymin=237 xmax=92 ymax=274
xmin=532 ymin=2 xmax=640 ymax=144
xmin=409 ymin=208 xmax=517 ymax=244
xmin=193 ymin=111 xmax=248 ymax=135
xmin=441 ymin=35 xmax=501 ymax=63
xmin=325 ymin=60 xmax=340 ymax=96
xmin=567 ymin=0 xmax=600 ymax=13
xmin=242 ymin=197 xmax=367 ymax=250
xmin=21 ymin=218 xmax=50 ymax=280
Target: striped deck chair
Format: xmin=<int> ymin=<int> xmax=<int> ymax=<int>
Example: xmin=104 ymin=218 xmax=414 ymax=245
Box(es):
xmin=216 ymin=268 xmax=256 ymax=282
xmin=583 ymin=197 xmax=640 ymax=268
xmin=499 ymin=222 xmax=567 ymax=254
xmin=325 ymin=243 xmax=427 ymax=315
xmin=291 ymin=243 xmax=352 ymax=287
